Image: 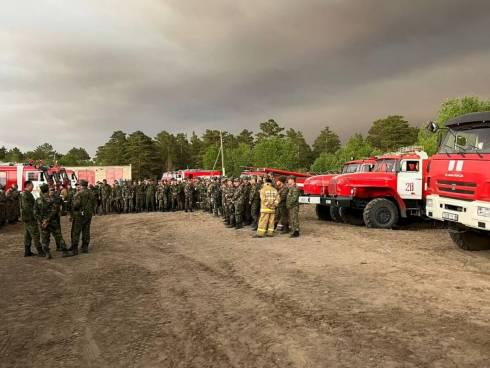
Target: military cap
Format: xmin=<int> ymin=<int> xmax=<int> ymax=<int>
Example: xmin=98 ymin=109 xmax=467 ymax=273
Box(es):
xmin=278 ymin=176 xmax=287 ymax=183
xmin=79 ymin=179 xmax=89 ymax=187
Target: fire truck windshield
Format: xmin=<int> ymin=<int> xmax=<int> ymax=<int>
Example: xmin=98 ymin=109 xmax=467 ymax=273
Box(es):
xmin=373 ymin=159 xmax=397 ymax=172
xmin=441 ymin=126 xmax=490 ymax=154
xmin=342 ymin=163 xmax=360 ymax=174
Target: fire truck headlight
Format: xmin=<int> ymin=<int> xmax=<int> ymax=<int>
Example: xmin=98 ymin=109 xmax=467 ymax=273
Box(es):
xmin=426 ymin=199 xmax=433 ymax=208
xmin=477 ymin=206 xmax=490 ymax=217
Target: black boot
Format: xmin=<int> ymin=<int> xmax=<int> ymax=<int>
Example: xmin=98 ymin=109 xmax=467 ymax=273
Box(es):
xmin=36 ymin=246 xmax=46 ymax=257
xmin=71 ymin=245 xmax=79 ymax=256
xmin=290 ymin=231 xmax=300 ymax=238
xmin=43 ymin=246 xmax=52 ymax=260
xmin=62 ymin=247 xmax=74 ymax=257
xmin=24 ymin=246 xmax=35 ymax=257
xmin=81 ymin=246 xmax=89 ymax=254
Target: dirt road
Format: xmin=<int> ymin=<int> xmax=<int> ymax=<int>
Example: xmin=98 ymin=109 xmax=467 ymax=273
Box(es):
xmin=1 ymin=208 xmax=490 ymax=368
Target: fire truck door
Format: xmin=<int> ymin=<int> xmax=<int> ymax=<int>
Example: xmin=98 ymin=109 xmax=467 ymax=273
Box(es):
xmin=397 ymin=160 xmax=423 ymax=200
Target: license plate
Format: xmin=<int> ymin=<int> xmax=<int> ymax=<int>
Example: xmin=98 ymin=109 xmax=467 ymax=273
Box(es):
xmin=442 ymin=212 xmax=458 ymax=222
xmin=299 ymin=196 xmax=321 ymax=204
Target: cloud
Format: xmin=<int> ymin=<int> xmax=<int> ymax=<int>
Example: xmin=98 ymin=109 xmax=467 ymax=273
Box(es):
xmin=1 ymin=0 xmax=490 ymax=155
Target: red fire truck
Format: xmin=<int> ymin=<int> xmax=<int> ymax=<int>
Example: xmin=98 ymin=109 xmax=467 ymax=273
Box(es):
xmin=241 ymin=167 xmax=311 ymax=189
xmin=328 ymin=148 xmax=429 ymax=227
xmin=0 ymin=163 xmax=77 ymax=197
xmin=0 ymin=163 xmax=49 ymax=197
xmin=161 ymin=169 xmax=222 ymax=182
xmin=425 ymin=112 xmax=490 ymax=250
xmin=299 ymin=159 xmax=376 ymax=221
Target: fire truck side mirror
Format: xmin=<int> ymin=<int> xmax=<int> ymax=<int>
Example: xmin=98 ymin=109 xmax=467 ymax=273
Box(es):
xmin=425 ymin=121 xmax=439 ymax=133
xmin=426 ymin=121 xmax=438 ymax=133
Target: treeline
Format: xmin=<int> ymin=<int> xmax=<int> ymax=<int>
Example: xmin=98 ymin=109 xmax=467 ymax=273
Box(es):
xmin=1 ymin=97 xmax=488 ymax=178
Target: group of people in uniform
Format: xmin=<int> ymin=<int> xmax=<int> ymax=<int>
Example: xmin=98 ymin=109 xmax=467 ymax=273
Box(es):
xmin=4 ymin=172 xmax=301 ymax=258
xmin=89 ymin=174 xmax=301 ymax=238
xmin=0 ymin=184 xmax=20 ymax=227
xmin=18 ymin=179 xmax=95 ymax=259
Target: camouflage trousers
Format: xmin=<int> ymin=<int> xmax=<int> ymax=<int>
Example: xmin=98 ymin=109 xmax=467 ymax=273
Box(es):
xmin=227 ymin=203 xmax=235 ymax=225
xmin=157 ymin=198 xmax=165 ymax=211
xmin=234 ymin=202 xmax=244 ymax=226
xmin=146 ymin=196 xmax=155 ymax=212
xmin=184 ymin=195 xmax=193 ymax=211
xmin=71 ymin=215 xmax=92 ymax=250
xmin=123 ymin=198 xmax=130 ymax=213
xmin=250 ymin=201 xmax=260 ymax=225
xmin=212 ymin=198 xmax=220 ymax=216
xmin=136 ymin=195 xmax=145 ymax=212
xmin=276 ymin=205 xmax=289 ymax=230
xmin=288 ymin=205 xmax=300 ymax=232
xmin=129 ymin=197 xmax=135 ymax=212
xmin=41 ymin=222 xmax=67 ymax=251
xmin=257 ymin=212 xmax=275 ymax=237
xmin=101 ymin=198 xmax=111 ymax=214
xmin=23 ymin=221 xmax=41 ymax=251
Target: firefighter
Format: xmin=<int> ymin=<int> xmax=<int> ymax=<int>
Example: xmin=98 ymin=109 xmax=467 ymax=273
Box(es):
xmin=254 ymin=177 xmax=279 ymax=238
xmin=286 ymin=176 xmax=301 ymax=238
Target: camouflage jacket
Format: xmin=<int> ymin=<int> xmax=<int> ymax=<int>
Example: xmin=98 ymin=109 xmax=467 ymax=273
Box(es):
xmin=277 ymin=186 xmax=289 ymax=207
xmin=34 ymin=194 xmax=58 ymax=224
xmin=72 ymin=188 xmax=95 ymax=218
xmin=286 ymin=185 xmax=300 ymax=208
xmin=20 ymin=191 xmax=36 ymax=223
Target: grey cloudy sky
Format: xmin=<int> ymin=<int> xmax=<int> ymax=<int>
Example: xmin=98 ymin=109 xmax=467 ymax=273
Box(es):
xmin=1 ymin=0 xmax=490 ymax=155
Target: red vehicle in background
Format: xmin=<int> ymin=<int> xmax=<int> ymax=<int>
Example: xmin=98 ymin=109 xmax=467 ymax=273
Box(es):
xmin=241 ymin=167 xmax=311 ymax=189
xmin=0 ymin=163 xmax=48 ymax=197
xmin=162 ymin=169 xmax=221 ymax=182
xmin=300 ymin=159 xmax=376 ymax=221
xmin=328 ymin=148 xmax=429 ymax=227
xmin=425 ymin=112 xmax=490 ymax=250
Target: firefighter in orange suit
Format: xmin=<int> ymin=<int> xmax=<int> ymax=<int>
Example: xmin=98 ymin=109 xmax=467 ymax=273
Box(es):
xmin=254 ymin=177 xmax=279 ymax=238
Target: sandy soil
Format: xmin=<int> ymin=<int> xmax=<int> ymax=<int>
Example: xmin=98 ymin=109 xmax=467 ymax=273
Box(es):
xmin=1 ymin=207 xmax=490 ymax=368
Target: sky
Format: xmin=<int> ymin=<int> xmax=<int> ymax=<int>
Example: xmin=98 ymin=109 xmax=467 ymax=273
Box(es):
xmin=1 ymin=0 xmax=490 ymax=155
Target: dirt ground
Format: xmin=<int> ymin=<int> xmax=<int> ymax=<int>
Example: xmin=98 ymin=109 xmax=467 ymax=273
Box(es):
xmin=1 ymin=207 xmax=490 ymax=368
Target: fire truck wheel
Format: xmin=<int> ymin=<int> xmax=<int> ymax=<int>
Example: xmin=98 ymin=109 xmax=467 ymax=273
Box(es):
xmin=339 ymin=207 xmax=365 ymax=226
xmin=329 ymin=205 xmax=342 ymax=222
xmin=315 ymin=204 xmax=331 ymax=221
xmin=363 ymin=198 xmax=399 ymax=229
xmin=449 ymin=231 xmax=489 ymax=251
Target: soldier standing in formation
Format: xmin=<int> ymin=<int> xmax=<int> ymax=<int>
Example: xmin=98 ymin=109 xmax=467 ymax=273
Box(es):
xmin=70 ymin=179 xmax=95 ymax=255
xmin=19 ymin=180 xmax=43 ymax=257
xmin=286 ymin=176 xmax=301 ymax=237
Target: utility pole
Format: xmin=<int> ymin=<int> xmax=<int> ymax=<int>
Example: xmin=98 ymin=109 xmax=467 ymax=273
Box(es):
xmin=220 ymin=130 xmax=226 ymax=177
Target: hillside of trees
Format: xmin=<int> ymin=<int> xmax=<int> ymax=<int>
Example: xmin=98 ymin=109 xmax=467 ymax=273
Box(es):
xmin=1 ymin=97 xmax=488 ymax=178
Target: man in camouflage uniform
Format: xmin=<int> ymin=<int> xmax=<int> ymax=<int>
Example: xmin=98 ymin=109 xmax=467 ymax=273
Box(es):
xmin=6 ymin=185 xmax=20 ymax=224
xmin=70 ymin=179 xmax=95 ymax=255
xmin=100 ymin=179 xmax=112 ymax=215
xmin=184 ymin=177 xmax=194 ymax=212
xmin=20 ymin=180 xmax=43 ymax=257
xmin=275 ymin=176 xmax=290 ymax=233
xmin=35 ymin=184 xmax=71 ymax=259
xmin=0 ymin=184 xmax=6 ymax=227
xmin=249 ymin=176 xmax=262 ymax=231
xmin=286 ymin=176 xmax=301 ymax=237
xmin=121 ymin=182 xmax=130 ymax=213
xmin=129 ymin=181 xmax=136 ymax=213
xmin=177 ymin=181 xmax=184 ymax=211
xmin=242 ymin=176 xmax=251 ymax=225
xmin=232 ymin=178 xmax=246 ymax=229
xmin=223 ymin=178 xmax=234 ymax=226
xmin=146 ymin=179 xmax=156 ymax=212
xmin=135 ymin=180 xmax=145 ymax=212
xmin=112 ymin=181 xmax=123 ymax=213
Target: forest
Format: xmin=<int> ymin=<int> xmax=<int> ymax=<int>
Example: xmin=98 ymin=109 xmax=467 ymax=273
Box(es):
xmin=1 ymin=97 xmax=489 ymax=178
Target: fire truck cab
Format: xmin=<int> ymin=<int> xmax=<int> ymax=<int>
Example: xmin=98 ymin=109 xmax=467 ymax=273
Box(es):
xmin=329 ymin=148 xmax=429 ymax=228
xmin=0 ymin=163 xmax=49 ymax=198
xmin=425 ymin=112 xmax=490 ymax=250
xmin=299 ymin=159 xmax=375 ymax=221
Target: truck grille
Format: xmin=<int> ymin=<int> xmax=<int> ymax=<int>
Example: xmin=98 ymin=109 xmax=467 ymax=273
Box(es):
xmin=437 ymin=180 xmax=477 ymax=195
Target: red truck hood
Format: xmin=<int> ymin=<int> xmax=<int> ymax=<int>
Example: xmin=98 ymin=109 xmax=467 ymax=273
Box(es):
xmin=329 ymin=172 xmax=396 ymax=197
xmin=429 ymin=154 xmax=490 ymax=202
xmin=303 ymin=174 xmax=336 ymax=195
